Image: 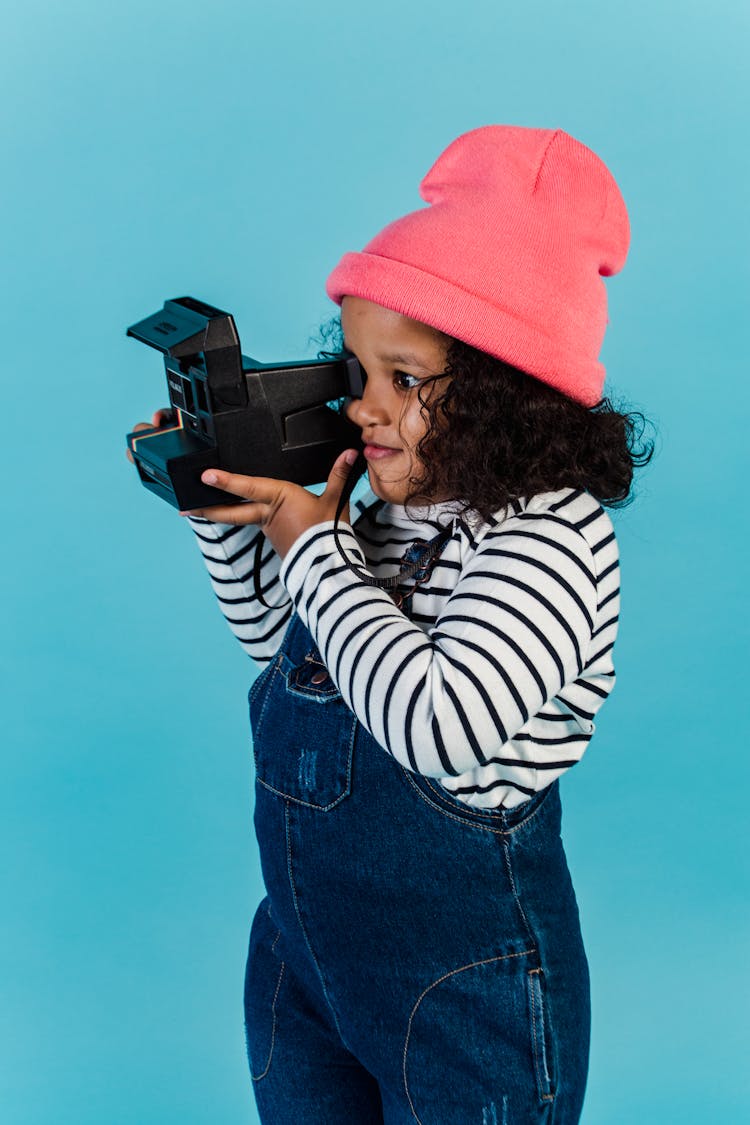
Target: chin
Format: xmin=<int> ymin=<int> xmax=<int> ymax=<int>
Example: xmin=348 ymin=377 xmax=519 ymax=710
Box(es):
xmin=366 ymin=470 xmax=406 ymax=506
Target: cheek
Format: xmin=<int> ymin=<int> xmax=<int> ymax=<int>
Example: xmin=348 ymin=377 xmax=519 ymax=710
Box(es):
xmin=400 ymin=400 xmax=431 ymax=451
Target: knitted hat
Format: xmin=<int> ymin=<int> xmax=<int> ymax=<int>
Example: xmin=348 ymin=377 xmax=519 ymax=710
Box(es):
xmin=326 ymin=125 xmax=630 ymax=406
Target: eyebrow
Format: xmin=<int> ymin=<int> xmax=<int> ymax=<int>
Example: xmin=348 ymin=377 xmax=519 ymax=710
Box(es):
xmin=343 ymin=343 xmax=436 ymax=371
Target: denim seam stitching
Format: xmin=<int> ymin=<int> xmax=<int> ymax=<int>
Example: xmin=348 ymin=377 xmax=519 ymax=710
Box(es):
xmin=248 ymin=662 xmax=270 ymax=708
xmin=402 ymin=774 xmax=555 ymax=837
xmin=250 ymin=961 xmax=285 ymax=1083
xmin=402 ymin=772 xmax=553 ymax=835
xmin=528 ymin=968 xmax=555 ymax=1102
xmin=287 ymin=684 xmax=341 ymax=700
xmin=401 ymin=773 xmax=510 ymax=835
xmin=402 ymin=949 xmax=536 ymax=1124
xmin=501 ymin=840 xmax=538 ymax=949
xmin=256 ymin=777 xmax=347 ymax=811
xmin=251 ymin=654 xmax=284 ymax=740
xmin=283 ymin=802 xmax=349 ymax=1046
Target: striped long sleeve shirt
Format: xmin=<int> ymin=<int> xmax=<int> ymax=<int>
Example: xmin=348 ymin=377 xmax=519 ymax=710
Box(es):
xmin=189 ymin=486 xmax=620 ymax=810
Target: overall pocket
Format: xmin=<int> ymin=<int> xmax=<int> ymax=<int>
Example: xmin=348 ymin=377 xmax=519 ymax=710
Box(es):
xmin=403 ymin=770 xmax=558 ymax=837
xmin=403 ymin=948 xmax=556 ymax=1122
xmin=527 ymin=966 xmax=556 ymax=1103
xmin=249 ymin=648 xmax=357 ymax=811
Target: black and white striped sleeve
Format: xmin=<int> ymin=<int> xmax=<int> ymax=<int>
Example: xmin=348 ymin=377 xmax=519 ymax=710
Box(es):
xmin=188 ymin=517 xmax=293 ymax=666
xmin=280 ymin=516 xmax=599 ymax=779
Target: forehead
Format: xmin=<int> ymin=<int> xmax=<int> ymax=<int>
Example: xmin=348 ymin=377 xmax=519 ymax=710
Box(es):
xmin=341 ymin=296 xmax=449 ymax=364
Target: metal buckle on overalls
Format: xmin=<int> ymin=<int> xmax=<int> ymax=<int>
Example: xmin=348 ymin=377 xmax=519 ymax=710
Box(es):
xmin=303 ymin=652 xmax=330 ymax=686
xmin=390 ymin=537 xmax=446 ymax=610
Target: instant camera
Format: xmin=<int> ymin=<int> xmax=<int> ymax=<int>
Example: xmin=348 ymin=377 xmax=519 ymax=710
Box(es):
xmin=126 ymin=296 xmax=365 ymax=510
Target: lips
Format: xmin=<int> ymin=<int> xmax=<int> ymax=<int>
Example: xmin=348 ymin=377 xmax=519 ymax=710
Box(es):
xmin=363 ymin=442 xmax=401 ymax=461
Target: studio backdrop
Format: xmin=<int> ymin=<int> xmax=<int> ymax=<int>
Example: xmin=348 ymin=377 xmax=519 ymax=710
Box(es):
xmin=2 ymin=2 xmax=747 ymax=1123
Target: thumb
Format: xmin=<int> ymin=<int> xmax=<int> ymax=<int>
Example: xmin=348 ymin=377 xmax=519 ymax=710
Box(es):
xmin=326 ymin=448 xmax=359 ymax=490
xmin=323 ymin=448 xmax=360 ymax=513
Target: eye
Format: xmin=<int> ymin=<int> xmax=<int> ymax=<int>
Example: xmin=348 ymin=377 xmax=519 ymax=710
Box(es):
xmin=394 ymin=370 xmax=422 ymax=390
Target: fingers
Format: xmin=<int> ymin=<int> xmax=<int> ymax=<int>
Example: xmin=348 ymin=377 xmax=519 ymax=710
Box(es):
xmin=200 ymin=469 xmax=280 ymax=504
xmin=180 ymin=468 xmax=285 ymax=523
xmin=180 ymin=501 xmax=268 ymax=525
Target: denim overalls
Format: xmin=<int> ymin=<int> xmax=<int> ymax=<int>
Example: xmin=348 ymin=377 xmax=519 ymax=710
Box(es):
xmin=244 ymin=612 xmax=590 ymax=1124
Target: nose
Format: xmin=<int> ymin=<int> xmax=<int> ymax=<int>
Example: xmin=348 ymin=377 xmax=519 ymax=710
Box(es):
xmin=345 ymin=377 xmax=390 ymax=429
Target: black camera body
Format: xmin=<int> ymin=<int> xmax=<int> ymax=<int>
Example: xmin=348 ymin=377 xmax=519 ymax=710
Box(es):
xmin=126 ymin=296 xmax=364 ymax=510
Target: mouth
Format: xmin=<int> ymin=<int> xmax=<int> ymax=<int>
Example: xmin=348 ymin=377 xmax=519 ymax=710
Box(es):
xmin=363 ymin=442 xmax=401 ymax=461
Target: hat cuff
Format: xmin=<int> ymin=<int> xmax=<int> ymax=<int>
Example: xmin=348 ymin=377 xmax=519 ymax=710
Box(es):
xmin=326 ymin=251 xmax=604 ymax=407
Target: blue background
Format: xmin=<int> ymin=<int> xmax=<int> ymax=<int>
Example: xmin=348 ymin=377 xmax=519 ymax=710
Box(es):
xmin=2 ymin=2 xmax=747 ymax=1121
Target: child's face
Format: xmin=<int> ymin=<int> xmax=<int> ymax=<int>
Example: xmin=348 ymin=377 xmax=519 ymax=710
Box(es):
xmin=341 ymin=296 xmax=450 ymax=505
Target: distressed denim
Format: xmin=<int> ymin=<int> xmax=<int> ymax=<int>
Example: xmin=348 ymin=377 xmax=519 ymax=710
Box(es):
xmin=244 ymin=613 xmax=590 ymax=1124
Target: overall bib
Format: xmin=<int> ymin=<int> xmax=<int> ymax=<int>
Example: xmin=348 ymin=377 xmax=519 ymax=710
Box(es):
xmin=244 ymin=612 xmax=590 ymax=1124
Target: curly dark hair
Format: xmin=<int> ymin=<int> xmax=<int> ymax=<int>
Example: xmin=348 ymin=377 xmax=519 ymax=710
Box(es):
xmin=316 ymin=315 xmax=655 ymax=522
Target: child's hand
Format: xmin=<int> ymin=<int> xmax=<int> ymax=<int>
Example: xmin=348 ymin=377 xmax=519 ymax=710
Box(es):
xmin=180 ymin=449 xmax=359 ymax=559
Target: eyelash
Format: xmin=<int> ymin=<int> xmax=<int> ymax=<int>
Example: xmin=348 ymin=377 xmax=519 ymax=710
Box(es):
xmin=394 ymin=371 xmax=422 ymax=390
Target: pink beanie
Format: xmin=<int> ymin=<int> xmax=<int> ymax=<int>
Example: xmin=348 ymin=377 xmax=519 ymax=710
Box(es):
xmin=326 ymin=125 xmax=630 ymax=406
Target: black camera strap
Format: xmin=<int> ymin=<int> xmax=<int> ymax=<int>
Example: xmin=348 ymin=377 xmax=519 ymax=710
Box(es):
xmin=331 ymin=452 xmax=455 ymax=608
xmin=252 ymin=450 xmax=454 ymax=609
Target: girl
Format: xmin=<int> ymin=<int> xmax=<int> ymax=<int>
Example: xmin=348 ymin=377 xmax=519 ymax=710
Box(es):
xmin=144 ymin=126 xmax=652 ymax=1123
